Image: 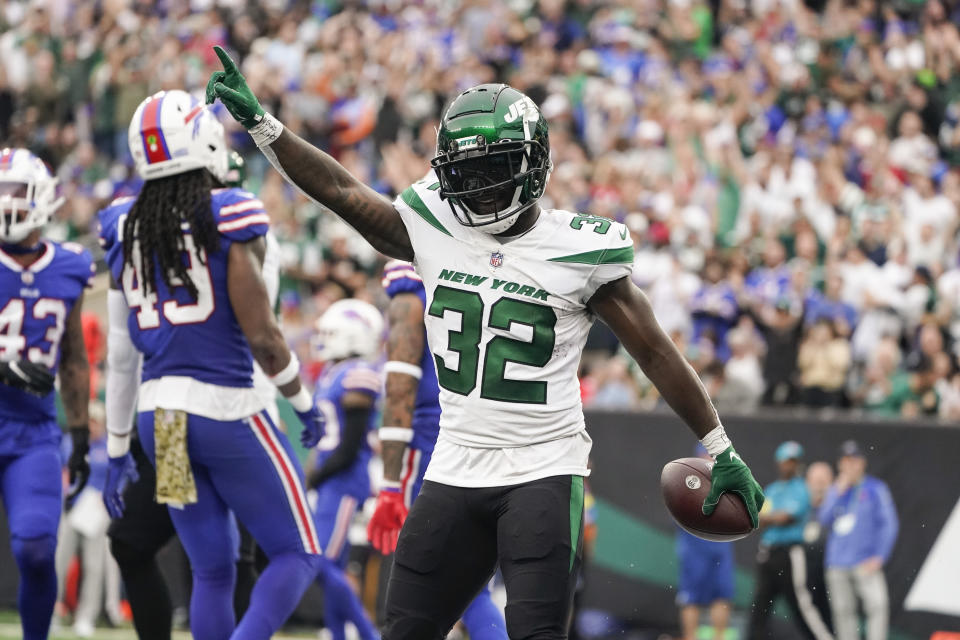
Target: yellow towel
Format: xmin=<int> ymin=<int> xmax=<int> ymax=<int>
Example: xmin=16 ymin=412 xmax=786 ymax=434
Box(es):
xmin=154 ymin=408 xmax=197 ymax=509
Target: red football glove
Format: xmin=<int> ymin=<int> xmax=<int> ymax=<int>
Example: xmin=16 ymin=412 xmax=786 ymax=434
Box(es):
xmin=367 ymin=488 xmax=408 ymax=554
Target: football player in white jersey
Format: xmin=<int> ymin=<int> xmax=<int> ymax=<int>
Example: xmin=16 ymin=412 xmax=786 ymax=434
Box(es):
xmin=209 ymin=48 xmax=764 ymax=640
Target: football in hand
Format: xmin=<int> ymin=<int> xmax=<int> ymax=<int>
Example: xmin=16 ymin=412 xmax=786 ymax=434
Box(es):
xmin=660 ymin=457 xmax=753 ymax=542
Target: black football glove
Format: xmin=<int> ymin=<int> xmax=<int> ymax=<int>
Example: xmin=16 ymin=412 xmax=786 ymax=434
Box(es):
xmin=0 ymin=360 xmax=55 ymax=396
xmin=65 ymin=426 xmax=91 ymax=503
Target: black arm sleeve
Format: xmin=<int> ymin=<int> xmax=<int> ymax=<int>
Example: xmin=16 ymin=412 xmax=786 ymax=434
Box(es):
xmin=307 ymin=406 xmax=371 ymax=489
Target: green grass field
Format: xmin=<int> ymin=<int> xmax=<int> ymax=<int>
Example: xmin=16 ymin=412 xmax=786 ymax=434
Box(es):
xmin=0 ymin=610 xmax=316 ymax=639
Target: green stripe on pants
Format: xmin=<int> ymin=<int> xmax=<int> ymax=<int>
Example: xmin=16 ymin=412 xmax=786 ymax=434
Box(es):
xmin=569 ymin=475 xmax=584 ymax=572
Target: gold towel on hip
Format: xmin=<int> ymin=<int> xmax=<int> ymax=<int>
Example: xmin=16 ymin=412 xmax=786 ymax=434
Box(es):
xmin=154 ymin=408 xmax=197 ymax=509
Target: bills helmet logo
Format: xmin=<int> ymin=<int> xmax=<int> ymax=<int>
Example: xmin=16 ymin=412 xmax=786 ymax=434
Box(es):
xmin=490 ymin=251 xmax=504 ymax=268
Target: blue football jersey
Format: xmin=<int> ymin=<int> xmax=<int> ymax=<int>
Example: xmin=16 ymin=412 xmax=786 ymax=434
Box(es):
xmin=0 ymin=240 xmax=94 ymax=423
xmin=381 ymin=261 xmax=440 ymax=455
xmin=312 ymin=358 xmax=381 ymax=499
xmin=98 ymin=188 xmax=269 ymax=388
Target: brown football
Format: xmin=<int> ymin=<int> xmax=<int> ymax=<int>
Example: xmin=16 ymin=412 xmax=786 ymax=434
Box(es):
xmin=660 ymin=457 xmax=754 ymax=542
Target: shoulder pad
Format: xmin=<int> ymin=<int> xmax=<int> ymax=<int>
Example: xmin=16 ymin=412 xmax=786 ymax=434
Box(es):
xmin=97 ymin=197 xmax=137 ymax=251
xmin=545 ymin=212 xmax=634 ymax=266
xmin=382 ymin=260 xmax=425 ymax=298
xmin=340 ymin=362 xmax=382 ymax=396
xmin=213 ymin=187 xmax=269 ymax=242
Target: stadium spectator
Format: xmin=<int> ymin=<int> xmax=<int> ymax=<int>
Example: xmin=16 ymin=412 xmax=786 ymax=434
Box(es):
xmin=819 ymin=440 xmax=899 ymax=640
xmin=690 ymin=256 xmax=738 ymax=362
xmin=797 ymin=319 xmax=852 ymax=407
xmin=722 ymin=325 xmax=766 ymax=410
xmin=0 ymin=0 xmax=958 ymax=416
xmin=749 ymin=296 xmax=804 ymax=406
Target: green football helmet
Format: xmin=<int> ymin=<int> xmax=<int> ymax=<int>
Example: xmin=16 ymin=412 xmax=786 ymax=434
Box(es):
xmin=224 ymin=150 xmax=246 ymax=189
xmin=431 ymin=84 xmax=552 ymax=235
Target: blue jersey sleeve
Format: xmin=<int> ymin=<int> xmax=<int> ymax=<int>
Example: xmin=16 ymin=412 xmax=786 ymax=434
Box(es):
xmin=382 ymin=260 xmax=426 ymax=302
xmin=212 ymin=188 xmax=269 ymax=243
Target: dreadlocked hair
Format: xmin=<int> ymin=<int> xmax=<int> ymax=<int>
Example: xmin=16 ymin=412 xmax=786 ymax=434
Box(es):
xmin=122 ymin=169 xmax=220 ymax=300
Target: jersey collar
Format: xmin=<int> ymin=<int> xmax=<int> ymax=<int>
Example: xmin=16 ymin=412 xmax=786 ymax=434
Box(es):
xmin=0 ymin=240 xmax=55 ymax=273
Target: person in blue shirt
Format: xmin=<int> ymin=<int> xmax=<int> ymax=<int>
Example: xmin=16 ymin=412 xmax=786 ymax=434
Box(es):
xmin=306 ymin=299 xmax=384 ymax=640
xmin=675 ymin=446 xmax=734 ymax=640
xmin=690 ymin=256 xmax=739 ymax=362
xmin=749 ymin=441 xmax=833 ymax=640
xmin=819 ymin=440 xmax=899 ymax=640
xmin=804 ymin=272 xmax=857 ymax=336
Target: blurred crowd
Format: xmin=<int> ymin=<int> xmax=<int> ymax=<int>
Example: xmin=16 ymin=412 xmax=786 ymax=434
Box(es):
xmin=4 ymin=0 xmax=960 ymax=419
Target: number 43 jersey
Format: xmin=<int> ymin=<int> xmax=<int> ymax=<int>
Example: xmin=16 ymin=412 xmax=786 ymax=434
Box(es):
xmin=98 ymin=188 xmax=270 ymax=419
xmin=392 ymin=172 xmax=634 ymax=487
xmin=0 ymin=241 xmax=93 ymax=426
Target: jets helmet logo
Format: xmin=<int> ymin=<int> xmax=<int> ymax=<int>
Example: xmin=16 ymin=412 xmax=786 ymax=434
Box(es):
xmin=503 ymin=97 xmax=540 ymax=123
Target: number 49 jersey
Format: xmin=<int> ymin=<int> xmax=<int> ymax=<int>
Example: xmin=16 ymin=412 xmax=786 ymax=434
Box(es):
xmin=392 ymin=171 xmax=633 ymax=486
xmin=98 ymin=188 xmax=269 ymax=396
xmin=0 ymin=241 xmax=93 ymax=424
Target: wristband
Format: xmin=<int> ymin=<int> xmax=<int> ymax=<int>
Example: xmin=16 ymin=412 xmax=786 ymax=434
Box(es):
xmin=270 ymin=353 xmax=300 ymax=387
xmin=384 ymin=361 xmax=422 ymax=380
xmin=700 ymin=425 xmax=732 ymax=458
xmin=287 ymin=386 xmax=312 ymax=413
xmin=381 ymin=480 xmax=401 ymax=492
xmin=107 ymin=432 xmax=131 ymax=457
xmin=250 ymin=112 xmax=283 ymax=148
xmin=379 ymin=427 xmax=414 ymax=443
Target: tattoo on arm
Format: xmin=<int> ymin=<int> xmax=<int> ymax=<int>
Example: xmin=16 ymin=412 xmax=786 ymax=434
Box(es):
xmin=59 ymin=296 xmax=90 ymax=428
xmin=380 ymin=441 xmax=407 ymax=485
xmin=381 ymin=292 xmax=425 ymax=482
xmin=269 ymin=129 xmax=414 ymax=260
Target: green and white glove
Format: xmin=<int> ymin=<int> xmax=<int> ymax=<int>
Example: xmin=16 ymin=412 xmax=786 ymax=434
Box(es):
xmin=206 ymin=46 xmax=265 ymax=129
xmin=702 ymin=445 xmax=765 ymax=529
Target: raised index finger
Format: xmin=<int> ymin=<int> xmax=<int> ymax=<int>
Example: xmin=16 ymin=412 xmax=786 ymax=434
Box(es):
xmin=213 ymin=45 xmax=239 ymax=74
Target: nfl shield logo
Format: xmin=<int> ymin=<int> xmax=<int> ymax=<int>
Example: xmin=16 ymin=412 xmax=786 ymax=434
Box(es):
xmin=490 ymin=251 xmax=504 ymax=268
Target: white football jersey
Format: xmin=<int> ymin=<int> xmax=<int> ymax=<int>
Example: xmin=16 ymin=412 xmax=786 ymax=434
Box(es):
xmin=393 ymin=171 xmax=633 ymax=486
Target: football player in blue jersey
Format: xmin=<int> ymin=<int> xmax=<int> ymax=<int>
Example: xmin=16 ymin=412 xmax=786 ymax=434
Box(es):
xmin=98 ymin=90 xmax=324 ymax=640
xmin=307 ymin=299 xmax=384 ymax=640
xmin=367 ymin=260 xmax=507 ymax=640
xmin=0 ymin=147 xmax=92 ymax=640
xmin=104 ymin=148 xmax=276 ymax=640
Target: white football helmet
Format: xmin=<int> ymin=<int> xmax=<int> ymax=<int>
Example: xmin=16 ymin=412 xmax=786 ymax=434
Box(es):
xmin=313 ymin=299 xmax=385 ymax=362
xmin=128 ymin=90 xmax=228 ymax=182
xmin=0 ymin=148 xmax=63 ymax=243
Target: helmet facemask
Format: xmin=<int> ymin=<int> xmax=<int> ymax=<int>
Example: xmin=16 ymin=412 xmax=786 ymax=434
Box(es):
xmin=0 ymin=170 xmax=61 ymax=243
xmin=432 ymin=137 xmax=549 ymax=235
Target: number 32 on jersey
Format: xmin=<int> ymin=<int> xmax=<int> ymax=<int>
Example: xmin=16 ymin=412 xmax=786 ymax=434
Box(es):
xmin=429 ymin=285 xmax=556 ymax=404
